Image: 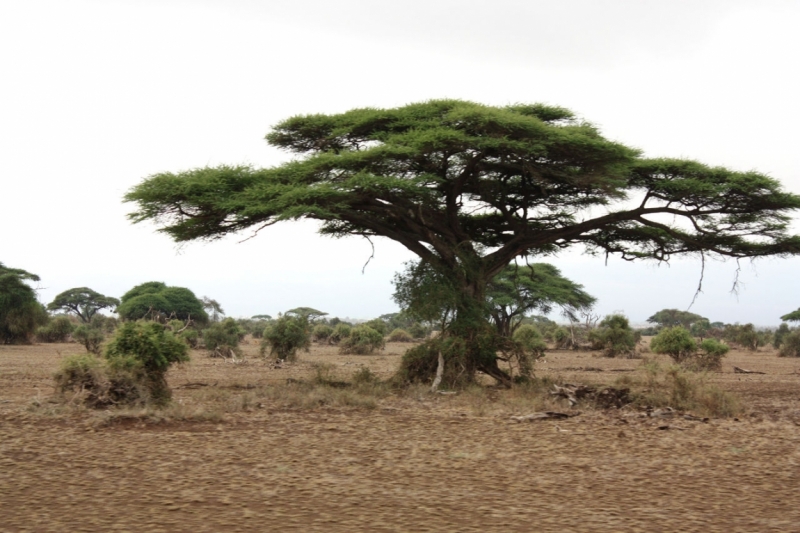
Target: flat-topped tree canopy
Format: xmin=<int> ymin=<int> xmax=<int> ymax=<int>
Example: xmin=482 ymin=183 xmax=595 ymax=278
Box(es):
xmin=125 ymin=100 xmax=800 ymax=384
xmin=125 ymin=100 xmax=800 ymax=285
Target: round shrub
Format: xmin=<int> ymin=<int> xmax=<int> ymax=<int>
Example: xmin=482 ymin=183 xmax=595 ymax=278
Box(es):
xmin=339 ymin=325 xmax=385 ymax=355
xmin=552 ymin=326 xmax=571 ymax=348
xmin=512 ymin=325 xmax=547 ymax=358
xmin=387 ymin=328 xmax=413 ymax=342
xmin=692 ymin=338 xmax=730 ymax=370
xmin=590 ymin=314 xmax=638 ymax=357
xmin=312 ymin=324 xmax=334 ymax=342
xmin=778 ymin=330 xmax=800 ymax=358
xmin=650 ymin=326 xmax=697 ymax=363
xmin=261 ymin=315 xmax=310 ymax=361
xmin=363 ymin=318 xmax=388 ymax=336
xmin=329 ymin=323 xmax=352 ymax=344
xmin=105 ymin=321 xmax=190 ymax=402
xmin=73 ymin=325 xmax=105 ymax=354
xmin=203 ymin=318 xmax=244 ymax=358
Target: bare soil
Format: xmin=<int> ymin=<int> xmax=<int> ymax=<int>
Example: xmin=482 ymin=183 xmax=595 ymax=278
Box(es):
xmin=2 ymin=339 xmax=800 ymax=532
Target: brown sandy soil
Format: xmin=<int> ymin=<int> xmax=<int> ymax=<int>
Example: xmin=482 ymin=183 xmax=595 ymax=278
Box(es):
xmin=2 ymin=340 xmax=800 ymax=532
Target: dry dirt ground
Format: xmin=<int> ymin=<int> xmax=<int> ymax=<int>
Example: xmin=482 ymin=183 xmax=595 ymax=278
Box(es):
xmin=2 ymin=339 xmax=800 ymax=532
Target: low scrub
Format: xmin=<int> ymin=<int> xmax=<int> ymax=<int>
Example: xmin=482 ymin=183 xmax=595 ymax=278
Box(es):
xmin=312 ymin=324 xmax=334 ymax=342
xmin=387 ymin=328 xmax=414 ymax=342
xmin=630 ymin=360 xmax=741 ymax=417
xmin=329 ymin=323 xmax=352 ymax=344
xmin=512 ymin=325 xmax=547 ymax=359
xmin=650 ymin=326 xmax=697 ymax=363
xmin=54 ymin=321 xmax=190 ymax=407
xmin=339 ymin=325 xmax=385 ymax=355
xmin=36 ymin=316 xmax=75 ymax=343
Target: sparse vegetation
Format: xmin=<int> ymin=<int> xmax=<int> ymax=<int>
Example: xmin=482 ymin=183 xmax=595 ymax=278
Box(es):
xmin=203 ymin=318 xmax=244 ymax=358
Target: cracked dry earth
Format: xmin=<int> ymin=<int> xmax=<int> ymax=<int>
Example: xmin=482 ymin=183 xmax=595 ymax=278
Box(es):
xmin=2 ymin=342 xmax=800 ymax=532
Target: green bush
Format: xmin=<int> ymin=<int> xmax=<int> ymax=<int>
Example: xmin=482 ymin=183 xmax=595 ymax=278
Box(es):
xmin=590 ymin=314 xmax=638 ymax=357
xmin=117 ymin=282 xmax=208 ymax=324
xmin=693 ymin=338 xmax=729 ymax=370
xmin=773 ymin=323 xmax=791 ymax=349
xmin=329 ymin=323 xmax=352 ymax=344
xmin=387 ymin=328 xmax=413 ymax=342
xmin=90 ymin=314 xmax=118 ymax=333
xmin=180 ymin=328 xmax=199 ymax=348
xmin=512 ymin=325 xmax=547 ymax=358
xmin=363 ymin=318 xmax=388 ymax=336
xmin=650 ymin=326 xmax=697 ymax=363
xmin=339 ymin=325 xmax=385 ymax=355
xmin=408 ymin=323 xmax=427 ymax=340
xmin=203 ymin=318 xmax=244 ymax=358
xmin=552 ymin=326 xmax=571 ymax=348
xmin=778 ymin=330 xmax=800 ymax=357
xmin=312 ymin=324 xmax=334 ymax=342
xmin=35 ymin=316 xmax=75 ymax=343
xmin=72 ymin=325 xmax=105 ymax=354
xmin=53 ymin=353 xmax=150 ymax=408
xmin=105 ymin=321 xmax=190 ymax=403
xmin=261 ymin=315 xmax=310 ymax=361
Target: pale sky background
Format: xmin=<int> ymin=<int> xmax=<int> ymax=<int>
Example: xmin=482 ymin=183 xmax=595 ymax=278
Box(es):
xmin=1 ymin=0 xmax=798 ymax=325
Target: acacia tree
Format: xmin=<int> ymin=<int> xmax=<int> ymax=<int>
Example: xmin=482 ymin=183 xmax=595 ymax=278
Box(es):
xmin=646 ymin=309 xmax=706 ymax=330
xmin=47 ymin=287 xmax=120 ymax=323
xmin=393 ymin=260 xmax=595 ymax=337
xmin=781 ymin=309 xmax=800 ymax=323
xmin=117 ymin=282 xmax=208 ymax=324
xmin=124 ymin=100 xmax=800 ymax=385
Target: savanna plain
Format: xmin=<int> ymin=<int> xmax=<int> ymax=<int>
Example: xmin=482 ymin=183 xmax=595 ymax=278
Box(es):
xmin=2 ymin=339 xmax=800 ymax=532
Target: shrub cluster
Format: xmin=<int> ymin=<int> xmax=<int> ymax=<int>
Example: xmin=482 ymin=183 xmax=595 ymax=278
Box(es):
xmin=778 ymin=330 xmax=800 ymax=358
xmin=261 ymin=315 xmax=310 ymax=361
xmin=72 ymin=325 xmax=105 ymax=355
xmin=204 ymin=318 xmax=245 ymax=358
xmin=54 ymin=321 xmax=189 ymax=406
xmin=339 ymin=325 xmax=385 ymax=355
xmin=36 ymin=316 xmax=75 ymax=343
xmin=590 ymin=314 xmax=639 ymax=357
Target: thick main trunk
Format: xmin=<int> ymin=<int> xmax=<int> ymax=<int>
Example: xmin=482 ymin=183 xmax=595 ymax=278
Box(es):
xmin=449 ymin=279 xmax=512 ymax=387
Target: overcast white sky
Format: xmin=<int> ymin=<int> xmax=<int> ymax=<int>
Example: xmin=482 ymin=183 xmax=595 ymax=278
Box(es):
xmin=1 ymin=0 xmax=799 ymax=325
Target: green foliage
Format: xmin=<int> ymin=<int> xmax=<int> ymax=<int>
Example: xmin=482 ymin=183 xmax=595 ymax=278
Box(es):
xmin=352 ymin=366 xmax=379 ymax=385
xmin=125 ymin=100 xmax=800 ymax=386
xmin=591 ymin=314 xmax=638 ymax=357
xmin=778 ymin=330 xmax=800 ymax=357
xmin=339 ymin=325 xmax=385 ymax=355
xmin=690 ymin=318 xmax=712 ymax=340
xmin=363 ymin=318 xmax=388 ymax=336
xmin=285 ymin=307 xmax=327 ymax=321
xmin=552 ymin=326 xmax=571 ymax=348
xmin=330 ymin=323 xmax=352 ymax=344
xmin=47 ymin=287 xmax=119 ymax=323
xmin=180 ymin=328 xmax=199 ymax=348
xmin=0 ymin=262 xmax=48 ymax=344
xmin=104 ymin=321 xmax=190 ymax=403
xmin=106 ymin=321 xmax=189 ymax=374
xmin=90 ymin=314 xmax=118 ymax=333
xmin=700 ymin=338 xmax=730 ymax=357
xmin=117 ymin=282 xmax=208 ymax=323
xmin=650 ymin=326 xmax=697 ymax=363
xmin=408 ymin=323 xmax=428 ymax=340
xmin=261 ymin=315 xmax=311 ymax=361
xmin=723 ymin=323 xmax=764 ymax=351
xmin=53 ymin=353 xmax=150 ymax=408
xmin=36 ymin=316 xmax=76 ymax=343
xmin=773 ymin=323 xmax=791 ymax=349
xmin=203 ymin=318 xmax=244 ymax=357
xmin=690 ymin=338 xmax=730 ymax=371
xmin=487 ymin=263 xmax=596 ymax=336
xmin=201 ymin=296 xmax=224 ymax=322
xmin=387 ymin=328 xmax=414 ymax=342
xmin=512 ymin=325 xmax=547 ymax=359
xmin=780 ymin=308 xmax=800 ymax=323
xmin=72 ymin=325 xmax=105 ymax=354
xmin=312 ymin=324 xmax=334 ymax=342
xmin=647 ymin=309 xmax=707 ymax=329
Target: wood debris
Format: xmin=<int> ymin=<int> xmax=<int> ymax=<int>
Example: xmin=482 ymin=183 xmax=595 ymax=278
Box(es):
xmin=510 ymin=411 xmax=580 ymax=422
xmin=733 ymin=366 xmax=765 ymax=374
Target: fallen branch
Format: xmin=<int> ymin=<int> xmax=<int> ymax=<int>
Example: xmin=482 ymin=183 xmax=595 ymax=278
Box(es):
xmin=510 ymin=411 xmax=580 ymax=422
xmin=733 ymin=366 xmax=765 ymax=375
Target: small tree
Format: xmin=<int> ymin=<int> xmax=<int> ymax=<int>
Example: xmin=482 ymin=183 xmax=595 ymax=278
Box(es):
xmin=590 ymin=314 xmax=638 ymax=357
xmin=261 ymin=314 xmax=311 ymax=361
xmin=650 ymin=326 xmax=697 ymax=363
xmin=773 ymin=323 xmax=791 ymax=349
xmin=694 ymin=338 xmax=729 ymax=370
xmin=201 ymin=296 xmax=225 ymax=323
xmin=780 ymin=309 xmax=800 ymax=323
xmin=47 ymin=287 xmax=120 ymax=323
